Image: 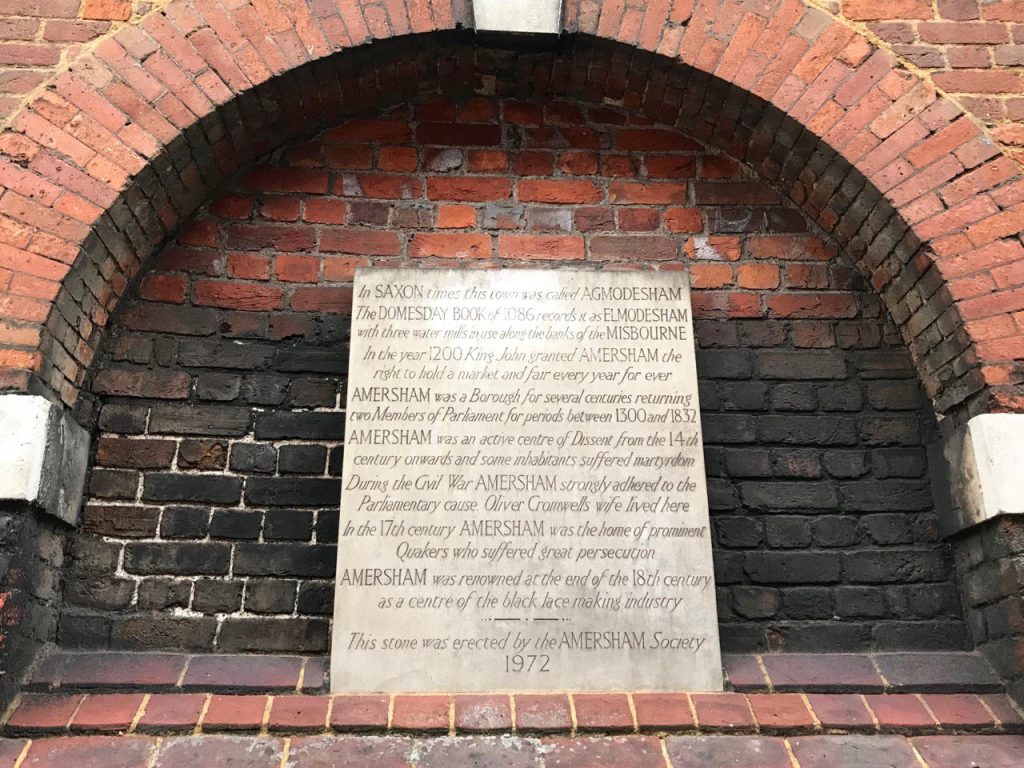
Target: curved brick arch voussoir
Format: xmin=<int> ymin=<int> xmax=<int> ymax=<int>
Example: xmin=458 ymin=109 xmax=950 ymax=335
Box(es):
xmin=0 ymin=0 xmax=1019 ymax=419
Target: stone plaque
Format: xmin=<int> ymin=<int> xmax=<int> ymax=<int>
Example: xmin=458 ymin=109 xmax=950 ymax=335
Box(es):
xmin=331 ymin=268 xmax=722 ymax=692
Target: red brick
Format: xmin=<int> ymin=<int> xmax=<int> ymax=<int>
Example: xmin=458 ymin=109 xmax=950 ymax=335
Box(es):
xmin=590 ymin=235 xmax=677 ymax=261
xmin=378 ymin=146 xmax=418 ymax=172
xmin=864 ymin=694 xmax=936 ymax=730
xmin=747 ymin=694 xmax=815 ymax=732
xmin=416 ymin=123 xmax=502 ymax=146
xmin=227 ymin=253 xmax=271 ymax=280
xmin=806 ymin=694 xmax=876 ymax=729
xmin=82 ymin=0 xmax=132 ymax=21
xmin=749 ymin=236 xmax=835 ymax=261
xmin=7 ymin=693 xmax=83 ymax=732
xmin=691 ymin=263 xmax=735 ymax=288
xmin=646 ymin=155 xmax=697 ymax=178
xmin=573 ymin=694 xmax=633 ymax=732
xmin=324 ymin=120 xmax=411 ymax=143
xmin=323 ymin=257 xmax=368 ymax=282
xmin=259 ymin=197 xmax=300 ymax=222
xmin=515 ymin=694 xmax=572 ymax=732
xmin=268 ymin=695 xmax=329 ymax=732
xmin=225 ymin=224 xmax=315 ymax=252
xmin=276 ymin=254 xmax=319 ymax=283
xmin=303 ymin=199 xmax=347 ymax=224
xmin=609 ymin=181 xmax=688 ymax=204
xmin=933 ymin=70 xmax=1023 ymax=93
xmin=136 ymin=694 xmax=206 ymax=732
xmin=922 ymin=694 xmax=996 ymax=729
xmin=738 ymin=263 xmax=781 ymax=289
xmin=557 ymin=151 xmax=599 ymax=175
xmin=920 ymin=21 xmax=1009 ymax=44
xmin=202 ymin=695 xmax=269 ymax=731
xmin=616 ymin=129 xmax=701 ymax=151
xmin=515 ymin=151 xmax=555 ymax=176
xmin=503 ymin=101 xmax=545 ymax=125
xmin=193 ymin=281 xmax=284 ymax=311
xmin=493 ymin=234 xmax=580 ymax=260
xmin=329 ymin=696 xmax=389 ymax=731
xmin=60 ymin=653 xmax=187 ymax=689
xmin=139 ymin=274 xmax=186 ymax=303
xmin=320 ymin=229 xmax=401 ymax=256
xmin=618 ymin=208 xmax=661 ymax=231
xmin=692 ymin=693 xmax=757 ymax=730
xmin=290 ymin=286 xmax=353 ymax=313
xmin=343 ymin=173 xmax=422 ymax=200
xmin=519 ymin=178 xmax=603 ymax=204
xmin=633 ymin=693 xmax=694 ymax=729
xmin=453 ymin=694 xmax=512 ymax=732
xmin=244 ymin=167 xmax=328 ymax=194
xmin=325 ymin=145 xmax=373 ymax=169
xmin=467 ymin=149 xmax=509 ymax=173
xmin=665 ymin=207 xmax=703 ymax=232
xmin=391 ymin=695 xmax=449 ymax=732
xmin=409 ymin=232 xmax=492 ymax=259
xmin=436 ymin=205 xmax=476 ymax=229
xmin=210 ymin=195 xmax=252 ymax=219
xmin=426 ymin=177 xmax=511 ymax=202
xmin=70 ymin=694 xmax=145 ymax=733
xmin=767 ymin=293 xmax=859 ymax=318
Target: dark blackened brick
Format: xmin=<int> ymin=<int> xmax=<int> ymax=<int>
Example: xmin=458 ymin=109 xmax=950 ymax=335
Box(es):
xmin=97 ymin=404 xmax=149 ymax=434
xmin=124 ymin=303 xmax=219 ymax=335
xmin=843 ymin=550 xmax=947 ymax=584
xmin=246 ymin=478 xmax=341 ymax=507
xmin=314 ymin=511 xmax=339 ymax=543
xmin=702 ymin=414 xmax=756 ymax=443
xmin=233 ymin=544 xmax=335 ymax=577
xmin=81 ymin=505 xmax=160 ymax=538
xmin=696 ymin=350 xmax=751 ymax=379
xmin=265 ymin=509 xmax=314 ymax=541
xmin=143 ymin=474 xmax=243 ymax=504
xmin=138 ymin=579 xmax=191 ymax=610
xmin=245 ymin=581 xmax=297 ymax=613
xmin=740 ymin=482 xmax=838 ymax=510
xmin=858 ymin=416 xmax=921 ymax=446
xmin=178 ymin=339 xmax=277 ymax=369
xmin=781 ymin=588 xmax=833 ymax=619
xmin=64 ymin=578 xmax=135 ymax=610
xmin=714 ymin=516 xmax=764 ymax=548
xmin=230 ymin=443 xmax=277 ymax=473
xmin=149 ymin=405 xmax=252 ymax=436
xmin=218 ymin=617 xmax=330 ymax=653
xmin=745 ymin=552 xmax=841 ymax=584
xmin=328 ymin=447 xmax=344 ymax=476
xmin=210 ymin=511 xmax=263 ymax=540
xmin=719 ymin=382 xmax=767 ymax=410
xmin=872 ymin=621 xmax=968 ymax=650
xmin=279 ymin=445 xmax=328 ymax=474
xmin=758 ymin=415 xmax=857 ymax=445
xmin=812 ymin=516 xmax=860 ymax=547
xmin=193 ymin=579 xmax=243 ymax=613
xmin=276 ymin=348 xmax=347 ymax=374
xmin=818 ymin=382 xmax=863 ymax=411
xmin=125 ymin=543 xmax=231 ymax=575
xmin=724 ymin=448 xmax=771 ymax=478
xmin=732 ymin=586 xmax=780 ymax=619
xmin=160 ymin=507 xmax=210 ymax=539
xmin=254 ymin=412 xmax=345 ymax=440
xmin=706 ymin=478 xmax=739 ymax=509
xmin=95 ymin=437 xmax=176 ymax=469
xmin=88 ymin=469 xmax=140 ymax=500
xmin=195 ymin=373 xmax=242 ymax=401
xmin=297 ymin=582 xmax=333 ymax=615
xmin=290 ymin=379 xmax=338 ymax=407
xmin=865 ymin=381 xmax=924 ymax=410
xmin=871 ymin=449 xmax=927 ymax=478
xmin=755 ymin=350 xmax=847 ymax=379
xmin=770 ymin=384 xmax=817 ymax=411
xmin=863 ymin=514 xmax=915 ymax=545
xmin=178 ymin=440 xmax=228 ymax=470
xmin=111 ymin=615 xmax=218 ymax=651
xmin=770 ymin=449 xmax=822 ymax=478
xmin=240 ymin=374 xmax=290 ymax=405
xmin=840 ymin=480 xmax=932 ymax=511
xmin=836 ymin=586 xmax=887 ymax=618
xmin=823 ymin=450 xmax=870 ymax=478
xmin=765 ymin=517 xmax=813 ymax=548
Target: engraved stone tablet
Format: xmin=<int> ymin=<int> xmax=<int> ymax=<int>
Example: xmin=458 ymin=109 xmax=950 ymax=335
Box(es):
xmin=331 ymin=268 xmax=722 ymax=692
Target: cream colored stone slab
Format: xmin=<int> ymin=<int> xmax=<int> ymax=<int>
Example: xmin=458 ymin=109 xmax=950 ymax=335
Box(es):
xmin=331 ymin=268 xmax=722 ymax=693
xmin=472 ymin=0 xmax=563 ymax=34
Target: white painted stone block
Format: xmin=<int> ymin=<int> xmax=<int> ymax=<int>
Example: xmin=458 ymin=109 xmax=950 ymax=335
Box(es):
xmin=0 ymin=394 xmax=89 ymax=526
xmin=940 ymin=413 xmax=1024 ymax=536
xmin=473 ymin=0 xmax=563 ymax=34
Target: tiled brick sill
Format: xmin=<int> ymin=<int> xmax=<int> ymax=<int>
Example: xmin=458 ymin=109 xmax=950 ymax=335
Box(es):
xmin=5 ymin=690 xmax=1023 ymax=738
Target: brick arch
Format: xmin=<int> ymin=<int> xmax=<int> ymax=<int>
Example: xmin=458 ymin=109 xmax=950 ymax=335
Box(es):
xmin=0 ymin=0 xmax=1020 ymax=419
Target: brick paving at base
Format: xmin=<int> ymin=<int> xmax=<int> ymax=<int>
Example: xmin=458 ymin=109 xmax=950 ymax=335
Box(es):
xmin=1 ymin=734 xmax=1023 ymax=767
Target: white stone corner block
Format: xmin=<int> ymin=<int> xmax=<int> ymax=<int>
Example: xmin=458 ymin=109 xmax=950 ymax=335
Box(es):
xmin=472 ymin=0 xmax=563 ymax=34
xmin=939 ymin=413 xmax=1024 ymax=537
xmin=0 ymin=394 xmax=90 ymax=526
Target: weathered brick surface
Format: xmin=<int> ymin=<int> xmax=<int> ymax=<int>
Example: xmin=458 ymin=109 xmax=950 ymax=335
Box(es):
xmin=57 ymin=95 xmax=967 ymax=656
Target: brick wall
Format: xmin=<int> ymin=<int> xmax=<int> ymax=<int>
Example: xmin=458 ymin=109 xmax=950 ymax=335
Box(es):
xmin=953 ymin=516 xmax=1024 ymax=701
xmin=63 ymin=96 xmax=967 ymax=654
